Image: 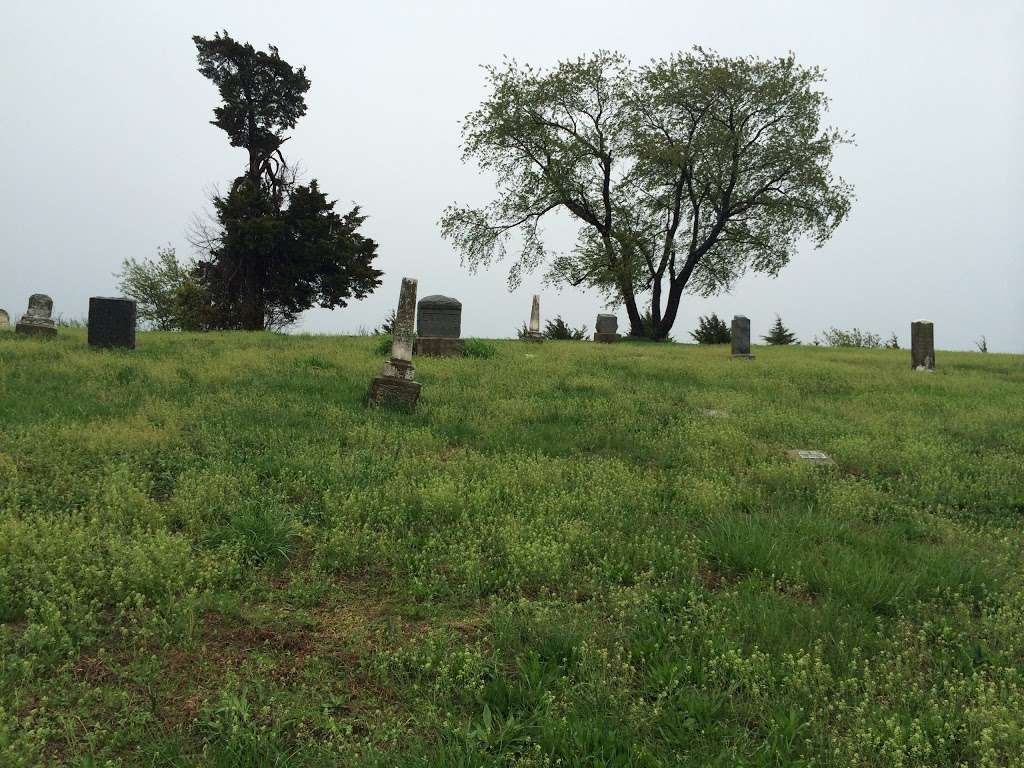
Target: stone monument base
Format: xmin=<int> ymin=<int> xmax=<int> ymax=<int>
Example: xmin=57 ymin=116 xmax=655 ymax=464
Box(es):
xmin=369 ymin=376 xmax=421 ymax=410
xmin=415 ymin=337 xmax=465 ymax=357
xmin=523 ymin=331 xmax=544 ymax=343
xmin=731 ymin=353 xmax=755 ymax=360
xmin=594 ymin=332 xmax=620 ymax=343
xmin=15 ymin=321 xmax=57 ymax=337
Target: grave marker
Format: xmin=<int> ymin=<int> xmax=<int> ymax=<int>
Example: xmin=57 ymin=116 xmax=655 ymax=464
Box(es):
xmin=524 ymin=295 xmax=543 ymax=342
xmin=594 ymin=313 xmax=620 ymax=343
xmin=14 ymin=294 xmax=57 ymax=337
xmin=731 ymin=315 xmax=754 ymax=359
xmin=88 ymin=297 xmax=137 ymax=349
xmin=369 ymin=278 xmax=422 ymax=410
xmin=911 ymin=320 xmax=934 ymax=371
xmin=415 ymin=295 xmax=464 ymax=356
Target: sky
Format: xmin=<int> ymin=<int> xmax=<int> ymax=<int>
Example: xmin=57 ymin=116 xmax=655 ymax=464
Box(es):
xmin=2 ymin=0 xmax=1022 ymax=351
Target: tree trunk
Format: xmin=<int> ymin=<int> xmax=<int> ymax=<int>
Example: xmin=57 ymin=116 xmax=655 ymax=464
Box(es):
xmin=240 ymin=257 xmax=264 ymax=330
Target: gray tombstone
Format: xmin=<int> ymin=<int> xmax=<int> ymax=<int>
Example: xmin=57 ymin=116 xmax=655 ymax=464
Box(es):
xmin=88 ymin=297 xmax=137 ymax=349
xmin=731 ymin=315 xmax=754 ymax=359
xmin=417 ymin=295 xmax=461 ymax=338
xmin=594 ymin=313 xmax=620 ymax=343
xmin=785 ymin=449 xmax=836 ymax=467
xmin=370 ymin=278 xmax=422 ymax=409
xmin=15 ymin=294 xmax=57 ymax=337
xmin=415 ymin=295 xmax=465 ymax=356
xmin=0 ymin=309 xmax=9 ymax=329
xmin=910 ymin=320 xmax=934 ymax=371
xmin=524 ymin=295 xmax=543 ymax=342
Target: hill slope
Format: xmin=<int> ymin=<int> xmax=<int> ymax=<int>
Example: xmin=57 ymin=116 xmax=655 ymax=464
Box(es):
xmin=1 ymin=331 xmax=1023 ymax=766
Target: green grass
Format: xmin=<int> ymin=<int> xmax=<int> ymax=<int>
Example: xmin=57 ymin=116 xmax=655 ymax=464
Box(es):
xmin=1 ymin=328 xmax=1022 ymax=766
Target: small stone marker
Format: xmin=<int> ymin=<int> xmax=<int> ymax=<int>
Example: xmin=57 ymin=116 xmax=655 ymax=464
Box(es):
xmin=785 ymin=449 xmax=836 ymax=467
xmin=88 ymin=297 xmax=137 ymax=350
xmin=0 ymin=309 xmax=9 ymax=329
xmin=524 ymin=295 xmax=543 ymax=342
xmin=369 ymin=277 xmax=422 ymax=410
xmin=14 ymin=294 xmax=57 ymax=337
xmin=731 ymin=315 xmax=754 ymax=359
xmin=594 ymin=313 xmax=620 ymax=343
xmin=415 ymin=295 xmax=464 ymax=357
xmin=910 ymin=320 xmax=934 ymax=371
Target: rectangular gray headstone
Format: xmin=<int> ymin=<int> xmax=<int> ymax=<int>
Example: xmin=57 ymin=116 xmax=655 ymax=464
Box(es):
xmin=731 ymin=315 xmax=753 ymax=357
xmin=910 ymin=320 xmax=934 ymax=370
xmin=416 ymin=295 xmax=462 ymax=338
xmin=595 ymin=314 xmax=618 ymax=334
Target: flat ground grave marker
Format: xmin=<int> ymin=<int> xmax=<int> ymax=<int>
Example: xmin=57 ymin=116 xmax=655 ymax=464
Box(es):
xmin=785 ymin=449 xmax=836 ymax=466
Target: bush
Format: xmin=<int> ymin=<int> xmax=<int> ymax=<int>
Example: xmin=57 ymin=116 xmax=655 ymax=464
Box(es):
xmin=762 ymin=315 xmax=798 ymax=345
xmin=464 ymin=338 xmax=498 ymax=358
xmin=374 ymin=309 xmax=397 ymax=336
xmin=543 ymin=316 xmax=588 ymax=340
xmin=816 ymin=327 xmax=883 ymax=348
xmin=690 ymin=314 xmax=731 ymax=344
xmin=375 ymin=334 xmax=393 ymax=356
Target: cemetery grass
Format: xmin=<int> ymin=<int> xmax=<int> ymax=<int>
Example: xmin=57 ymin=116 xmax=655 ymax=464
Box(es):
xmin=1 ymin=330 xmax=1023 ymax=767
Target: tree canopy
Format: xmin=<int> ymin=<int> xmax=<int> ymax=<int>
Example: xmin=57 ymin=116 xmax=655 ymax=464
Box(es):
xmin=442 ymin=48 xmax=853 ymax=339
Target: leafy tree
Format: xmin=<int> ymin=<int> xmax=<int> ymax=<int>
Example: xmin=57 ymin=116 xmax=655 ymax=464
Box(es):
xmin=441 ymin=49 xmax=853 ymax=340
xmin=543 ymin=316 xmax=588 ymax=340
xmin=690 ymin=313 xmax=731 ymax=344
xmin=762 ymin=314 xmax=798 ymax=345
xmin=117 ymin=247 xmax=190 ymax=330
xmin=192 ymin=32 xmax=382 ymax=330
xmin=886 ymin=332 xmax=900 ymax=350
xmin=975 ymin=335 xmax=988 ymax=353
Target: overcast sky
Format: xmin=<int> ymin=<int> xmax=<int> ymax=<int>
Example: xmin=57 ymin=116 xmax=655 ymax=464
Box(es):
xmin=2 ymin=0 xmax=1021 ymax=350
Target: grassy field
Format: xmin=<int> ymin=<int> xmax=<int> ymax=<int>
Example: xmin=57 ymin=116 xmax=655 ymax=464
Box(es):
xmin=1 ymin=329 xmax=1022 ymax=767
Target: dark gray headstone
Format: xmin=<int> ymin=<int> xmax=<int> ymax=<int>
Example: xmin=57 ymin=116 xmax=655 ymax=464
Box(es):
xmin=88 ymin=297 xmax=137 ymax=349
xmin=595 ymin=314 xmax=618 ymax=334
xmin=731 ymin=315 xmax=753 ymax=358
xmin=15 ymin=293 xmax=57 ymax=337
xmin=910 ymin=320 xmax=934 ymax=370
xmin=416 ymin=295 xmax=462 ymax=338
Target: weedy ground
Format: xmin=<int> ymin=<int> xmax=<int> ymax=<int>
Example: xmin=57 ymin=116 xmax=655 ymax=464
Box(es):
xmin=1 ymin=330 xmax=1022 ymax=767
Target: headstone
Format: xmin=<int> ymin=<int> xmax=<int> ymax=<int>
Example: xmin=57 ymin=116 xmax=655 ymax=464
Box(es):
xmin=15 ymin=294 xmax=57 ymax=337
xmin=0 ymin=309 xmax=9 ymax=329
xmin=524 ymin=295 xmax=543 ymax=342
xmin=415 ymin=295 xmax=465 ymax=357
xmin=785 ymin=449 xmax=836 ymax=467
xmin=910 ymin=320 xmax=934 ymax=371
xmin=731 ymin=315 xmax=754 ymax=359
xmin=369 ymin=278 xmax=422 ymax=409
xmin=88 ymin=297 xmax=136 ymax=349
xmin=594 ymin=313 xmax=620 ymax=343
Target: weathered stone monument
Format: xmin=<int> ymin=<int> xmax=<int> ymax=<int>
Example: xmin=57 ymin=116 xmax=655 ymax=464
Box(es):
xmin=594 ymin=314 xmax=620 ymax=343
xmin=0 ymin=309 xmax=9 ymax=330
xmin=369 ymin=278 xmax=422 ymax=410
xmin=731 ymin=315 xmax=754 ymax=359
xmin=88 ymin=297 xmax=137 ymax=350
xmin=14 ymin=294 xmax=57 ymax=337
xmin=415 ymin=295 xmax=464 ymax=357
xmin=524 ymin=295 xmax=543 ymax=342
xmin=910 ymin=320 xmax=934 ymax=371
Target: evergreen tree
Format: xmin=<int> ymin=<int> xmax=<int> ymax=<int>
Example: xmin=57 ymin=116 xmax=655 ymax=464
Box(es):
xmin=762 ymin=315 xmax=799 ymax=345
xmin=690 ymin=314 xmax=731 ymax=344
xmin=192 ymin=32 xmax=381 ymax=329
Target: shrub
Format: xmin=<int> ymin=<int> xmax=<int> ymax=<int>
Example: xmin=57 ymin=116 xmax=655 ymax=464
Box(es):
xmin=762 ymin=315 xmax=798 ymax=345
xmin=690 ymin=314 xmax=731 ymax=344
xmin=464 ymin=338 xmax=498 ymax=358
xmin=374 ymin=309 xmax=397 ymax=336
xmin=375 ymin=334 xmax=393 ymax=356
xmin=543 ymin=316 xmax=588 ymax=340
xmin=816 ymin=327 xmax=883 ymax=348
